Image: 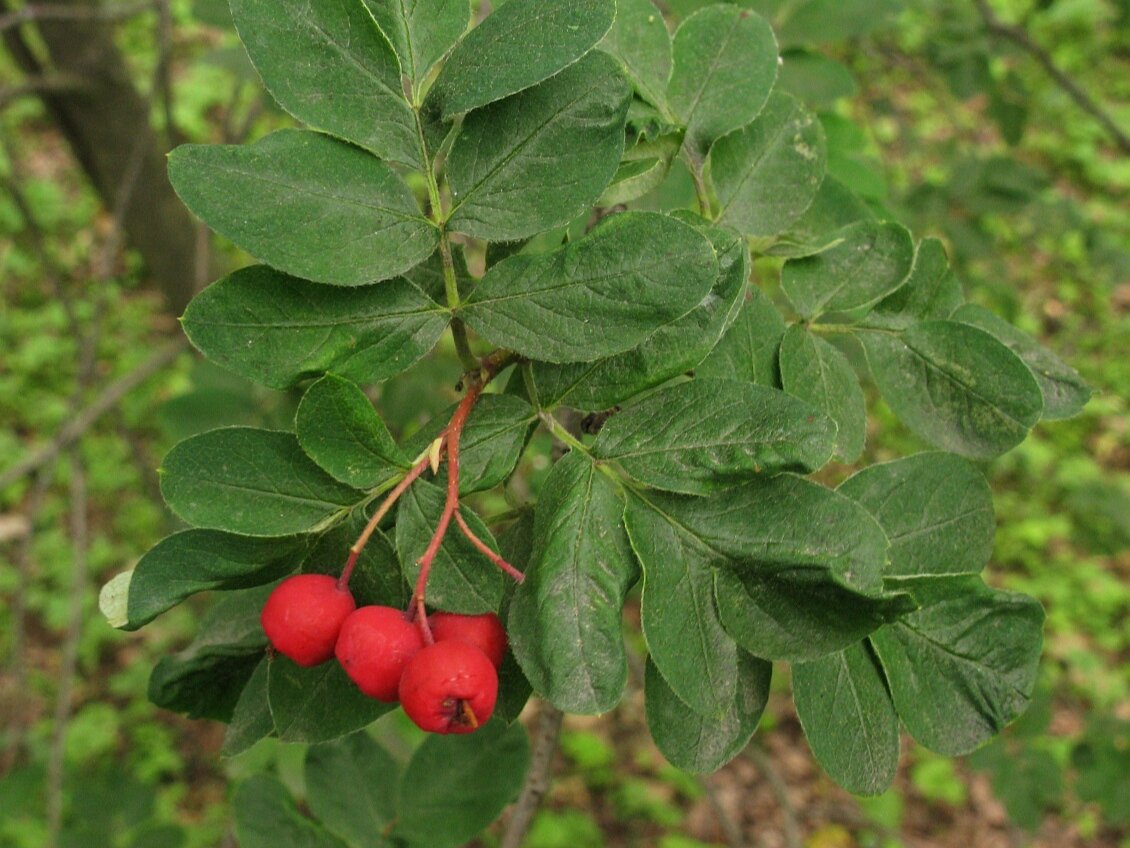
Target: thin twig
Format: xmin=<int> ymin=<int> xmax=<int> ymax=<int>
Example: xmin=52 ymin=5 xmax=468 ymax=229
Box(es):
xmin=44 ymin=451 xmax=88 ymax=847
xmin=747 ymin=745 xmax=802 ymax=848
xmin=1 ymin=466 xmax=55 ymax=772
xmin=0 ymin=339 xmax=187 ymax=491
xmin=973 ymin=0 xmax=1130 ymax=153
xmin=500 ymin=703 xmax=565 ymax=848
xmin=153 ymin=0 xmax=179 ymax=147
xmin=703 ymin=774 xmax=750 ymax=848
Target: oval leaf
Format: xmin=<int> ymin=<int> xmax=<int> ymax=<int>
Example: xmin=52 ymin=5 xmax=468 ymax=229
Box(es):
xmin=160 ymin=428 xmax=363 ymax=536
xmin=781 ymin=219 xmax=914 ymax=319
xmin=645 ymin=652 xmax=770 ymax=773
xmin=792 ymin=641 xmax=899 ymax=796
xmin=696 ymin=285 xmax=787 ymax=387
xmin=870 ymin=576 xmax=1045 ymax=756
xmin=364 ymin=0 xmax=470 ymax=93
xmin=530 ymin=216 xmax=748 ymax=410
xmin=234 ymin=775 xmax=349 ymax=848
xmin=667 ymin=5 xmax=778 ymax=153
xmin=305 ymin=733 xmax=400 ymax=846
xmin=182 ymin=266 xmax=449 ymax=390
xmin=430 ymin=0 xmax=615 ymax=117
xmin=446 ymin=50 xmax=631 ymax=242
xmin=951 ymin=303 xmax=1090 ymax=421
xmin=861 ymin=320 xmax=1044 ymax=459
xmin=600 ymin=0 xmax=672 ymax=110
xmin=508 ymin=453 xmax=638 ymax=714
xmin=779 ymin=325 xmax=866 ymax=463
xmin=838 ymin=452 xmax=995 ymax=578
xmin=460 ymin=212 xmax=718 ymax=363
xmin=229 ymin=0 xmax=419 ymax=166
xmin=394 ymin=721 xmax=530 ymax=848
xmin=296 ymin=375 xmax=409 ymax=490
xmin=169 ymin=130 xmax=437 ymax=286
xmin=592 ymin=378 xmax=837 ymax=494
xmin=127 ymin=530 xmax=309 ymax=629
xmin=712 ymin=91 xmax=827 ymax=238
xmin=864 ymin=237 xmax=964 ymax=331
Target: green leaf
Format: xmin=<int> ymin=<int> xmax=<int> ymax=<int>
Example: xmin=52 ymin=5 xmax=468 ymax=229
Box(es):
xmin=229 ymin=0 xmax=419 ymax=167
xmin=445 ymin=50 xmax=631 ymax=242
xmin=592 ymin=378 xmax=837 ymax=494
xmin=781 ymin=220 xmax=914 ymax=319
xmin=838 ymin=452 xmax=995 ymax=578
xmin=394 ymin=721 xmax=530 ymax=848
xmin=430 ymin=0 xmax=615 ymax=117
xmin=792 ymin=641 xmax=899 ymax=796
xmin=864 ymin=238 xmax=964 ymax=331
xmin=870 ymin=576 xmax=1045 ymax=756
xmin=168 ymin=130 xmax=437 ymax=287
xmin=296 ymin=375 xmax=408 ymax=490
xmin=696 ymin=285 xmax=787 ymax=387
xmin=644 ymin=652 xmax=770 ymax=773
xmin=126 ymin=530 xmax=308 ymax=629
xmin=305 ymin=733 xmax=400 ymax=848
xmin=778 ymin=325 xmax=866 ymax=462
xmin=461 ymin=212 xmax=718 ymax=363
xmin=629 ymin=479 xmax=907 ymax=663
xmin=775 ymin=0 xmax=901 ymax=46
xmin=769 ymin=175 xmax=874 ymax=258
xmin=861 ymin=321 xmax=1044 ymax=459
xmin=395 ymin=479 xmax=505 ymax=613
xmin=268 ymin=656 xmax=393 ymax=744
xmin=159 ymin=428 xmax=362 ymax=537
xmin=148 ymin=587 xmax=270 ymax=721
xmin=776 ymin=49 xmax=857 ymax=108
xmin=400 ymin=394 xmax=536 ymax=495
xmin=301 ymin=516 xmax=408 ymax=609
xmin=363 ymin=0 xmax=470 ymax=93
xmin=951 ymin=303 xmax=1090 ymax=420
xmin=508 ymin=453 xmax=637 ymax=714
xmin=712 ymin=91 xmax=827 ymax=238
xmin=222 ymin=658 xmax=273 ymax=757
xmin=598 ymin=136 xmax=679 ymax=207
xmin=667 ymin=5 xmax=778 ymax=154
xmin=233 ymin=775 xmax=349 ymax=848
xmin=600 ymin=0 xmax=672 ymax=111
xmin=182 ymin=266 xmax=449 ymax=391
xmin=625 ymin=493 xmax=745 ymax=718
xmin=529 ymin=216 xmax=747 ymax=410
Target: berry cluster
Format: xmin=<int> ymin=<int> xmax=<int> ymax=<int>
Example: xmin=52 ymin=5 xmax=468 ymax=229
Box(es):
xmin=260 ymin=573 xmax=505 ymax=734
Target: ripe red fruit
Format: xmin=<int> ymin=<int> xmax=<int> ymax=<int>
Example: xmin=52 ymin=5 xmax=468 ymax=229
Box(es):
xmin=334 ymin=606 xmax=425 ymax=702
xmin=429 ymin=611 xmax=508 ymax=669
xmin=260 ymin=574 xmax=356 ymax=667
xmin=399 ymin=640 xmax=498 ymax=734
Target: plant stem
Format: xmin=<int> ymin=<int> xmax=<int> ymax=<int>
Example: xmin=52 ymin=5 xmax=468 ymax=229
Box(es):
xmin=537 ymin=411 xmax=591 ymax=456
xmin=500 ymin=702 xmax=565 ymax=848
xmin=439 ymin=232 xmax=479 ymax=371
xmin=339 ymin=455 xmax=432 ymax=591
xmin=453 ymin=510 xmax=524 ymax=582
xmin=410 ymin=380 xmax=482 ymax=640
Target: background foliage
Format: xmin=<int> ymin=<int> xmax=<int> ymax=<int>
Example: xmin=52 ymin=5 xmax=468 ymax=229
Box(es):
xmin=1 ymin=0 xmax=1127 ymax=846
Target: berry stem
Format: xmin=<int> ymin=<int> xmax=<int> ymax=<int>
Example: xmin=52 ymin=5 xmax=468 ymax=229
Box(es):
xmin=454 ymin=510 xmax=524 ymax=583
xmin=339 ymin=454 xmax=432 ymax=591
xmin=411 ymin=378 xmax=482 ymax=642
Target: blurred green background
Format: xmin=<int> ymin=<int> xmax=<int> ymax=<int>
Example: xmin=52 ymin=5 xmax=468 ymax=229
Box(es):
xmin=1 ymin=1 xmax=1127 ymax=846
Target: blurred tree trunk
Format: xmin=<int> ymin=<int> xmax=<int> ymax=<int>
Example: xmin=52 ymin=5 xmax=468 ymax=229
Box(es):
xmin=1 ymin=0 xmax=202 ymax=315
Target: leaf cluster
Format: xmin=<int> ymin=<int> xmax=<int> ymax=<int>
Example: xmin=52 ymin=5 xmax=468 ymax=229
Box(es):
xmin=111 ymin=0 xmax=1091 ymax=800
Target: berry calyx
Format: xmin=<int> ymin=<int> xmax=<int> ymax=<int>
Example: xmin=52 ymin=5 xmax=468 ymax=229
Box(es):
xmin=334 ymin=606 xmax=425 ymax=702
xmin=399 ymin=640 xmax=498 ymax=734
xmin=429 ymin=611 xmax=508 ymax=669
xmin=260 ymin=574 xmax=356 ymax=667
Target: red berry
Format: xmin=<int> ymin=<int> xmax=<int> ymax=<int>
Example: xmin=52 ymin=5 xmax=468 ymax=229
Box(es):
xmin=335 ymin=606 xmax=425 ymax=702
xmin=429 ymin=611 xmax=508 ymax=669
xmin=260 ymin=574 xmax=355 ymax=667
xmin=399 ymin=641 xmax=498 ymax=734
